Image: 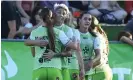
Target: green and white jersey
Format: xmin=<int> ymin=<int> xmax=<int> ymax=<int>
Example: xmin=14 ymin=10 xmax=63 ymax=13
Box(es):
xmin=68 ymin=28 xmax=80 ymax=69
xmin=30 ymin=26 xmax=71 ymax=70
xmin=80 ymin=32 xmax=95 ymax=62
xmin=80 ymin=31 xmax=108 ymax=75
xmin=55 ymin=24 xmax=73 ymax=39
xmin=55 ymin=24 xmax=73 ymax=68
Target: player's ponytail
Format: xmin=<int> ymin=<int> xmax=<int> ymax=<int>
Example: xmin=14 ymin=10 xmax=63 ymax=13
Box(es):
xmin=90 ymin=16 xmax=109 ymax=54
xmin=39 ymin=7 xmax=55 ymax=52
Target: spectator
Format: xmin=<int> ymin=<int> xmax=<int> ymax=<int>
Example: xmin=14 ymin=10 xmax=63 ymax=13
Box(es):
xmin=40 ymin=1 xmax=69 ymax=12
xmin=16 ymin=1 xmax=34 ymax=25
xmin=16 ymin=6 xmax=45 ymax=38
xmin=118 ymin=31 xmax=133 ymax=46
xmin=68 ymin=1 xmax=89 ymax=11
xmin=118 ymin=18 xmax=133 ymax=46
xmin=1 ymin=1 xmax=21 ymax=39
xmin=125 ymin=1 xmax=133 ymax=22
xmin=88 ymin=1 xmax=127 ymax=24
xmin=124 ymin=18 xmax=133 ymax=37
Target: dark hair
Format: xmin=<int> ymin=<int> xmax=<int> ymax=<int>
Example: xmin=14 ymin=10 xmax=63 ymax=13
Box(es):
xmin=76 ymin=11 xmax=88 ymax=29
xmin=39 ymin=7 xmax=55 ymax=52
xmin=30 ymin=6 xmax=42 ymax=25
xmin=118 ymin=31 xmax=132 ymax=41
xmin=76 ymin=12 xmax=97 ymax=37
xmin=77 ymin=12 xmax=109 ymax=53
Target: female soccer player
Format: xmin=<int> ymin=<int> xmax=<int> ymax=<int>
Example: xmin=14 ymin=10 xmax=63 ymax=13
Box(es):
xmin=54 ymin=4 xmax=85 ymax=80
xmin=64 ymin=9 xmax=85 ymax=80
xmin=25 ymin=7 xmax=78 ymax=80
xmin=77 ymin=12 xmax=112 ymax=80
xmin=42 ymin=4 xmax=85 ymax=80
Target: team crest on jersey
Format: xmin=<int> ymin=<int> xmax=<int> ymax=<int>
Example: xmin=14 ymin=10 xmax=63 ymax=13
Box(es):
xmin=83 ymin=46 xmax=89 ymax=55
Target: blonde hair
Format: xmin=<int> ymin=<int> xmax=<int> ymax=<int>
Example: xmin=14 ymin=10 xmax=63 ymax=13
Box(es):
xmin=54 ymin=3 xmax=70 ymax=15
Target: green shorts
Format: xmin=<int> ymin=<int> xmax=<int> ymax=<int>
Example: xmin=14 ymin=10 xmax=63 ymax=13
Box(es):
xmin=62 ymin=68 xmax=71 ymax=80
xmin=69 ymin=69 xmax=79 ymax=80
xmin=32 ymin=67 xmax=63 ymax=80
xmin=85 ymin=72 xmax=105 ymax=80
xmin=85 ymin=64 xmax=112 ymax=80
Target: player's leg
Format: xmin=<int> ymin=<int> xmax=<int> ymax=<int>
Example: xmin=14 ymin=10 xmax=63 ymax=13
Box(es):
xmin=62 ymin=68 xmax=71 ymax=80
xmin=48 ymin=68 xmax=63 ymax=80
xmin=32 ymin=68 xmax=47 ymax=80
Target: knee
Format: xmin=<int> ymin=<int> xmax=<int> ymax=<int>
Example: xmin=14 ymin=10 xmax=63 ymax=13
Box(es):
xmin=88 ymin=9 xmax=102 ymax=17
xmin=121 ymin=10 xmax=128 ymax=18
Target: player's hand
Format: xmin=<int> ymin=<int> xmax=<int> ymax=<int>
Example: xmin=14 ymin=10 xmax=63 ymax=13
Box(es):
xmin=35 ymin=40 xmax=49 ymax=47
xmin=93 ymin=60 xmax=101 ymax=68
xmin=84 ymin=60 xmax=93 ymax=72
xmin=42 ymin=50 xmax=55 ymax=60
xmin=61 ymin=51 xmax=72 ymax=57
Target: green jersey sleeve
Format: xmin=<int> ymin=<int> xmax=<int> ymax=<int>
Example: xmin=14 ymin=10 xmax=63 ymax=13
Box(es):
xmin=94 ymin=36 xmax=102 ymax=49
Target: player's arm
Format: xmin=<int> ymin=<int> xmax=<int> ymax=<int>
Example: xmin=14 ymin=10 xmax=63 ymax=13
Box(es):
xmin=31 ymin=47 xmax=35 ymax=57
xmin=54 ymin=31 xmax=78 ymax=57
xmin=75 ymin=42 xmax=85 ymax=79
xmin=24 ymin=30 xmax=48 ymax=47
xmin=85 ymin=37 xmax=101 ymax=71
xmin=59 ymin=30 xmax=77 ymax=50
xmin=92 ymin=37 xmax=101 ymax=67
xmin=24 ymin=39 xmax=48 ymax=47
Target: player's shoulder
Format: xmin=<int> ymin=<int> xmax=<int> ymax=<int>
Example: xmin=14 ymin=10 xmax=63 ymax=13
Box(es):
xmin=73 ymin=28 xmax=79 ymax=33
xmin=32 ymin=26 xmax=44 ymax=32
xmin=63 ymin=24 xmax=73 ymax=30
xmin=53 ymin=27 xmax=64 ymax=35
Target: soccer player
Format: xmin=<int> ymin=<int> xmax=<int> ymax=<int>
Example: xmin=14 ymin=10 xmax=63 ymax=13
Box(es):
xmin=77 ymin=12 xmax=112 ymax=80
xmin=25 ymin=7 xmax=78 ymax=80
xmin=53 ymin=4 xmax=85 ymax=80
xmin=42 ymin=4 xmax=85 ymax=80
xmin=64 ymin=10 xmax=85 ymax=80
